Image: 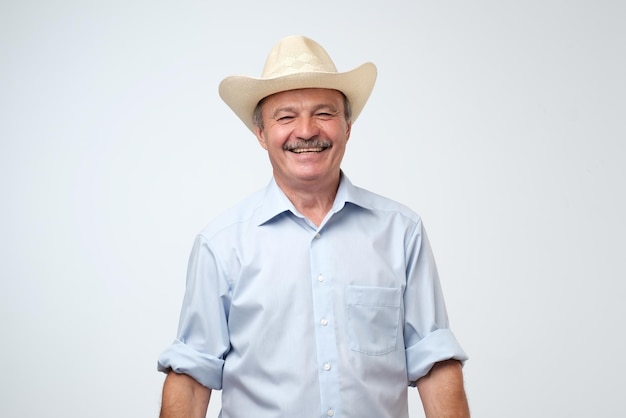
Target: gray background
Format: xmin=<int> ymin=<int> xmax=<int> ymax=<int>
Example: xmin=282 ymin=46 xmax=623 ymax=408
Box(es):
xmin=2 ymin=1 xmax=624 ymax=417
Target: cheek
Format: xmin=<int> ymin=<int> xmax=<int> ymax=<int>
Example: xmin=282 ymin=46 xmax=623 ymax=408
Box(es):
xmin=264 ymin=128 xmax=291 ymax=148
xmin=268 ymin=138 xmax=287 ymax=152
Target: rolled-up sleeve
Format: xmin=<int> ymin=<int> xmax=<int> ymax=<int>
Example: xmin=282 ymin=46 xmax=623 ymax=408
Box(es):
xmin=405 ymin=328 xmax=467 ymax=383
xmin=157 ymin=234 xmax=231 ymax=389
xmin=403 ymin=220 xmax=468 ymax=384
xmin=157 ymin=340 xmax=225 ymax=389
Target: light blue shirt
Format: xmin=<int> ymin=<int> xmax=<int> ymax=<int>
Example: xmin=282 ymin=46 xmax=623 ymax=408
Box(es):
xmin=158 ymin=173 xmax=467 ymax=418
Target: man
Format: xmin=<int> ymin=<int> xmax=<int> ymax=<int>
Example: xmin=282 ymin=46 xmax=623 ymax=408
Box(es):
xmin=158 ymin=35 xmax=470 ymax=418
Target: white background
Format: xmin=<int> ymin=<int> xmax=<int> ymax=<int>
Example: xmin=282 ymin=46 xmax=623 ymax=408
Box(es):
xmin=1 ymin=1 xmax=624 ymax=417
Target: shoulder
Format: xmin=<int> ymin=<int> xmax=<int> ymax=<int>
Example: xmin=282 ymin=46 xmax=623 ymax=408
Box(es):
xmin=197 ymin=187 xmax=266 ymax=241
xmin=349 ymin=184 xmax=423 ymax=225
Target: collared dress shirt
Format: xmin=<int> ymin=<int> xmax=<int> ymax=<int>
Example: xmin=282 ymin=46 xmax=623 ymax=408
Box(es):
xmin=158 ymin=173 xmax=467 ymax=418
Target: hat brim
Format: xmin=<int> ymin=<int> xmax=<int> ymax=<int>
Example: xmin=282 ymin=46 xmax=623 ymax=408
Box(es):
xmin=218 ymin=62 xmax=377 ymax=134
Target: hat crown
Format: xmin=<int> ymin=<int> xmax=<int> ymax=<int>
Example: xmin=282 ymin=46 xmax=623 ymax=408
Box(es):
xmin=262 ymin=36 xmax=338 ymax=79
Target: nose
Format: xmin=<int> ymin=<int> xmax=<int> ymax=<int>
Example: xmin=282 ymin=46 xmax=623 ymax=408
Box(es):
xmin=294 ymin=115 xmax=319 ymax=140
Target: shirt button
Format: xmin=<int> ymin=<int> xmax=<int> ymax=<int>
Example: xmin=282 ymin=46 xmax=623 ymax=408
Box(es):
xmin=320 ymin=318 xmax=328 ymax=326
xmin=317 ymin=274 xmax=325 ymax=282
xmin=327 ymin=408 xmax=335 ymax=416
xmin=315 ymin=233 xmax=321 ymax=239
xmin=323 ymin=362 xmax=331 ymax=371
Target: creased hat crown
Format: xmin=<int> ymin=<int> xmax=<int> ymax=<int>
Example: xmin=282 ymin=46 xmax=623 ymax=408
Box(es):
xmin=219 ymin=35 xmax=377 ymax=134
xmin=262 ymin=36 xmax=338 ymax=78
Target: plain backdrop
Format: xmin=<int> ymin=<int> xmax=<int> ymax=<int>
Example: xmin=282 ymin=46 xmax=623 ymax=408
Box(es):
xmin=1 ymin=1 xmax=624 ymax=417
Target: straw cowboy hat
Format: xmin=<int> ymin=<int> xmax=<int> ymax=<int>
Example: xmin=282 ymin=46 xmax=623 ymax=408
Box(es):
xmin=218 ymin=35 xmax=377 ymax=133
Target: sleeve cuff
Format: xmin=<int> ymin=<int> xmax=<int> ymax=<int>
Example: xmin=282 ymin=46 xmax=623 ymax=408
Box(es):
xmin=157 ymin=339 xmax=225 ymax=390
xmin=406 ymin=328 xmax=468 ymax=384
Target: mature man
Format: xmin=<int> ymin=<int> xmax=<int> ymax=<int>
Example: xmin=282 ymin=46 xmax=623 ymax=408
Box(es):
xmin=158 ymin=35 xmax=470 ymax=418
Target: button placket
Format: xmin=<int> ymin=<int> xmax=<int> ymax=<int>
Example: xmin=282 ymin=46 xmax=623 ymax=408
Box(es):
xmin=310 ymin=227 xmax=340 ymax=418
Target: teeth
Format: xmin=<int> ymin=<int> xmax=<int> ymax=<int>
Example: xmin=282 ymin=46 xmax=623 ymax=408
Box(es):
xmin=292 ymin=147 xmax=323 ymax=153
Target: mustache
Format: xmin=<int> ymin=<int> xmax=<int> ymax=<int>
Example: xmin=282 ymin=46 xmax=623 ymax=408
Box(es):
xmin=283 ymin=139 xmax=332 ymax=151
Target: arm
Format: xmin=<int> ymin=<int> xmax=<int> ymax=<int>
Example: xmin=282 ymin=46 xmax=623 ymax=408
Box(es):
xmin=160 ymin=371 xmax=211 ymax=418
xmin=416 ymin=359 xmax=470 ymax=418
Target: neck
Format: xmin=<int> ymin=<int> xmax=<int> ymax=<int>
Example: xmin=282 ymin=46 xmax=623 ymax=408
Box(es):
xmin=275 ymin=173 xmax=341 ymax=227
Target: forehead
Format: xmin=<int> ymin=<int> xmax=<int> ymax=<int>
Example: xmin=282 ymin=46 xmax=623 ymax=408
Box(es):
xmin=261 ymin=88 xmax=344 ymax=111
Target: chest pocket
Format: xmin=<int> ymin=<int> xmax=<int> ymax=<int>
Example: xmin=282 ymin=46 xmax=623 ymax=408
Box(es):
xmin=346 ymin=285 xmax=401 ymax=355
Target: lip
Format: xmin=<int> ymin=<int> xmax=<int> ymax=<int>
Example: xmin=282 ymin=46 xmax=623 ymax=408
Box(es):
xmin=286 ymin=145 xmax=332 ymax=158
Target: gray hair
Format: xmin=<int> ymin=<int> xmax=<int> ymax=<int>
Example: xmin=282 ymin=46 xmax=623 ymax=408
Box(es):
xmin=252 ymin=92 xmax=352 ymax=130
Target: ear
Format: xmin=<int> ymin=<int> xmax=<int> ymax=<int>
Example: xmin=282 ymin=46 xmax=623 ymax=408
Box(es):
xmin=255 ymin=126 xmax=268 ymax=150
xmin=345 ymin=122 xmax=352 ymax=143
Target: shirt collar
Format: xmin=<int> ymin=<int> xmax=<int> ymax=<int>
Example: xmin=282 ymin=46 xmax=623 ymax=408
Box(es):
xmin=256 ymin=178 xmax=297 ymax=226
xmin=256 ymin=172 xmax=373 ymax=226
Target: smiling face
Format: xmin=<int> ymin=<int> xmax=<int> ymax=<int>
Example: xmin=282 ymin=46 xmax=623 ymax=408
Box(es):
xmin=254 ymin=88 xmax=352 ymax=193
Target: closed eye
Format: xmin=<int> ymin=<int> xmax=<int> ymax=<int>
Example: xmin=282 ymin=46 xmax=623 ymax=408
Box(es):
xmin=275 ymin=115 xmax=295 ymax=123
